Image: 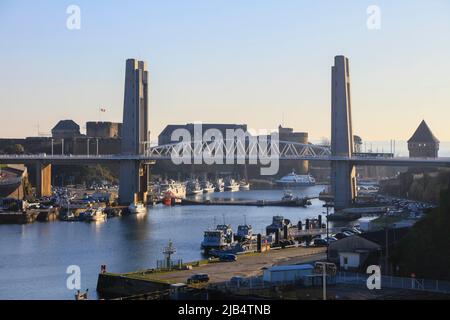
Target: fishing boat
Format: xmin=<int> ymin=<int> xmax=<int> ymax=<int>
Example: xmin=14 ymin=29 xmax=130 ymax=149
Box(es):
xmin=128 ymin=202 xmax=147 ymax=214
xmin=235 ymin=224 xmax=253 ymax=242
xmin=160 ymin=180 xmax=186 ymax=199
xmin=201 ymin=229 xmax=229 ymax=253
xmin=235 ymin=215 xmax=254 ymax=241
xmin=186 ymin=179 xmax=203 ymax=196
xmin=85 ymin=207 xmax=107 ymax=222
xmin=60 ymin=211 xmax=76 ymax=222
xmin=239 ymin=180 xmax=250 ymax=191
xmin=266 ymin=215 xmax=292 ymax=236
xmin=201 ymin=180 xmax=215 ymax=193
xmin=275 ymin=170 xmax=316 ymax=187
xmin=215 ymin=224 xmax=234 ymax=243
xmin=214 ymin=178 xmax=225 ymax=192
xmin=224 ymin=178 xmax=240 ymax=192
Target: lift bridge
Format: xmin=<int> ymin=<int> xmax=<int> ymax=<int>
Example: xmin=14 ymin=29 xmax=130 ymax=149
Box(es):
xmin=2 ymin=56 xmax=450 ymax=208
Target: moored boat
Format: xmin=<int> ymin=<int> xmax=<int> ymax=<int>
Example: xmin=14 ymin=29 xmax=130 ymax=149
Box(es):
xmin=128 ymin=202 xmax=147 ymax=214
xmin=186 ymin=179 xmax=203 ymax=196
xmin=275 ymin=170 xmax=315 ymax=187
xmin=224 ymin=178 xmax=240 ymax=192
xmin=201 ymin=181 xmax=215 ymax=193
xmin=235 ymin=224 xmax=253 ymax=242
xmin=160 ymin=180 xmax=186 ymax=199
xmin=85 ymin=207 xmax=107 ymax=222
xmin=201 ymin=229 xmax=229 ymax=253
xmin=239 ymin=180 xmax=250 ymax=191
xmin=214 ymin=178 xmax=225 ymax=192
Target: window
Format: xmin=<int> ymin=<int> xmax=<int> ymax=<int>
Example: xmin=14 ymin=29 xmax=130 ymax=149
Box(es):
xmin=343 ymin=257 xmax=348 ymax=265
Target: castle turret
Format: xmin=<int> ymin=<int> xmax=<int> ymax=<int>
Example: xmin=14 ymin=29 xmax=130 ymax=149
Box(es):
xmin=408 ymin=120 xmax=439 ymax=158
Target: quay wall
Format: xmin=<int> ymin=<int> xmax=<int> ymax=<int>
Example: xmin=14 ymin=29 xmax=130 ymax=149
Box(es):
xmin=0 ymin=211 xmax=38 ymax=224
xmin=96 ymin=273 xmax=171 ymax=298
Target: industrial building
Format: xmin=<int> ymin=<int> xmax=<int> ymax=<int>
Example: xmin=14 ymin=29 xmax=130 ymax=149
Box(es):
xmin=262 ymin=264 xmax=314 ymax=283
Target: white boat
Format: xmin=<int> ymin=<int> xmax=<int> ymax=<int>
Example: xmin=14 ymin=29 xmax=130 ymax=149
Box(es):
xmin=224 ymin=178 xmax=240 ymax=192
xmin=236 ymin=224 xmax=253 ymax=241
xmin=128 ymin=202 xmax=147 ymax=214
xmin=160 ymin=180 xmax=186 ymax=199
xmin=201 ymin=230 xmax=229 ymax=252
xmin=214 ymin=178 xmax=225 ymax=192
xmin=201 ymin=181 xmax=215 ymax=193
xmin=275 ymin=170 xmax=316 ymax=187
xmin=239 ymin=180 xmax=250 ymax=191
xmin=60 ymin=211 xmax=76 ymax=222
xmin=186 ymin=179 xmax=203 ymax=196
xmin=201 ymin=223 xmax=234 ymax=252
xmin=216 ymin=224 xmax=234 ymax=243
xmin=86 ymin=207 xmax=107 ymax=222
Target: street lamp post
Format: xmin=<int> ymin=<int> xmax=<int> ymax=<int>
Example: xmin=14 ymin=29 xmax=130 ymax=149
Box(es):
xmin=315 ymin=261 xmax=336 ymax=301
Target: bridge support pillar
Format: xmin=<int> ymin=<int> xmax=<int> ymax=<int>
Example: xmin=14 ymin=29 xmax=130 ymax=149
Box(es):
xmin=36 ymin=162 xmax=52 ymax=198
xmin=332 ymin=161 xmax=356 ymax=210
xmin=331 ymin=55 xmax=357 ymax=210
xmin=119 ymin=161 xmax=148 ymax=205
xmin=119 ymin=59 xmax=149 ymax=205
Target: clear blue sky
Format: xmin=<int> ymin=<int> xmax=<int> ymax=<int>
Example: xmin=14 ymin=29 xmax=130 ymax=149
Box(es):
xmin=1 ymin=0 xmax=449 ymax=142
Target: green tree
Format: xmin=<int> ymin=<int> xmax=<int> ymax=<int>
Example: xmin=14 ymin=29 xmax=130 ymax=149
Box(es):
xmin=392 ymin=182 xmax=450 ymax=280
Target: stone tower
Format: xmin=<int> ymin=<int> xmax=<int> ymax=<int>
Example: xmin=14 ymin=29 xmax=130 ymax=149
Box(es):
xmin=408 ymin=120 xmax=439 ymax=158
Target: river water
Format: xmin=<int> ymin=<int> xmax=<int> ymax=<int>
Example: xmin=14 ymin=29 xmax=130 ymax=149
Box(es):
xmin=0 ymin=187 xmax=334 ymax=300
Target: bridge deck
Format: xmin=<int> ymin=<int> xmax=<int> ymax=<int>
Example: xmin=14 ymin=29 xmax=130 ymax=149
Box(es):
xmin=1 ymin=154 xmax=449 ymax=167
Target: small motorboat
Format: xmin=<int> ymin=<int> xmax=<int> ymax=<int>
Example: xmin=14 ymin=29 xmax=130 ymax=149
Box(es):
xmin=85 ymin=207 xmax=107 ymax=222
xmin=239 ymin=180 xmax=250 ymax=191
xmin=128 ymin=202 xmax=147 ymax=214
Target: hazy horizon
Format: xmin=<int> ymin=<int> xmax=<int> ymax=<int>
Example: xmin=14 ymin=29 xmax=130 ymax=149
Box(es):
xmin=1 ymin=0 xmax=450 ymax=141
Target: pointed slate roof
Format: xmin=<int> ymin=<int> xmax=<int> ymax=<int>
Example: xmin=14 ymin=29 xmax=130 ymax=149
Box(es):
xmin=52 ymin=120 xmax=80 ymax=131
xmin=407 ymin=120 xmax=439 ymax=144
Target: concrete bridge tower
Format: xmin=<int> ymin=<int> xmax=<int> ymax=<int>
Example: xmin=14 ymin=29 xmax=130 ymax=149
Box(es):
xmin=331 ymin=55 xmax=357 ymax=210
xmin=119 ymin=59 xmax=150 ymax=204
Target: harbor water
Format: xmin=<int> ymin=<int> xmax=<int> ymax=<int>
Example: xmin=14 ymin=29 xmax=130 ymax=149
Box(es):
xmin=0 ymin=187 xmax=332 ymax=300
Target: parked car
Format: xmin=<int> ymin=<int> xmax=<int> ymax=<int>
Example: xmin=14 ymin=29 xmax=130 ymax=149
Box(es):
xmin=219 ymin=254 xmax=237 ymax=262
xmin=187 ymin=273 xmax=210 ymax=284
xmin=341 ymin=228 xmax=356 ymax=235
xmin=313 ymin=238 xmax=328 ymax=247
xmin=324 ymin=236 xmax=338 ymax=243
xmin=333 ymin=232 xmax=348 ymax=240
xmin=342 ymin=231 xmax=355 ymax=237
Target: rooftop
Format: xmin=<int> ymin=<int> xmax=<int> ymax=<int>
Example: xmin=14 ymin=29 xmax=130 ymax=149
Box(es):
xmin=408 ymin=120 xmax=439 ymax=144
xmin=52 ymin=119 xmax=80 ymax=131
xmin=265 ymin=264 xmax=314 ymax=272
